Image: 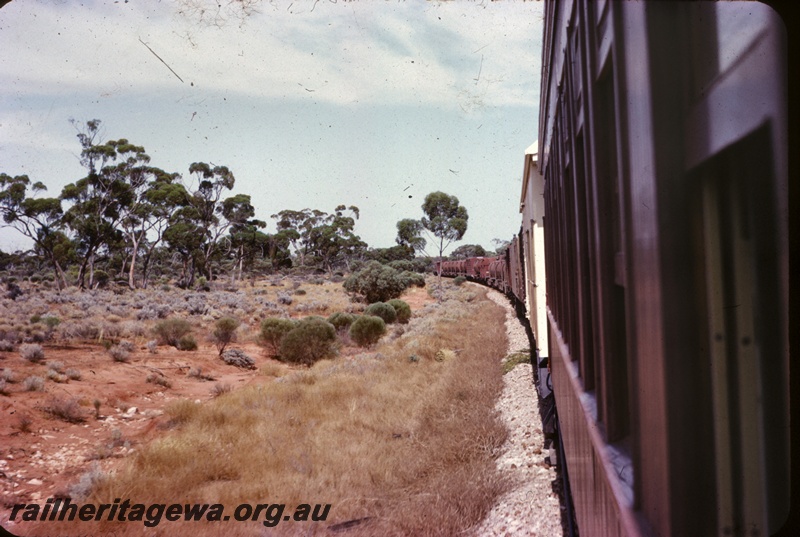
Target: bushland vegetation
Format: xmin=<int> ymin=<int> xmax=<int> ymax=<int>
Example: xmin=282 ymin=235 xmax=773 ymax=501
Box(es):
xmin=0 ymin=120 xmax=438 ymax=292
xmin=41 ymin=280 xmax=510 ymax=536
xmin=0 ymin=120 xmax=506 ymax=297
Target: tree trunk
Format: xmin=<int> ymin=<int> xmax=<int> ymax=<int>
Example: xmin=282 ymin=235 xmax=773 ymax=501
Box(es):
xmin=127 ymin=234 xmax=141 ymax=289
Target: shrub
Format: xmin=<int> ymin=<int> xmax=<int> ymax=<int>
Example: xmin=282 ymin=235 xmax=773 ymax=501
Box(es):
xmin=20 ymin=343 xmax=44 ymax=363
xmin=400 ymin=270 xmax=426 ymax=287
xmin=278 ymin=317 xmax=337 ymax=365
xmin=1 ymin=368 xmax=15 ymax=383
xmin=349 ymin=315 xmax=387 ymax=347
xmin=46 ymin=369 xmax=68 ymax=383
xmin=146 ymin=373 xmax=172 ymax=388
xmin=137 ymin=304 xmax=171 ymax=320
xmin=65 ymin=368 xmax=82 ymax=381
xmin=69 ymin=463 xmax=107 ymax=501
xmin=153 ymin=318 xmax=193 ymax=347
xmin=14 ymin=414 xmax=33 ymax=433
xmin=277 ymin=292 xmax=293 ymax=305
xmin=364 ymin=302 xmax=397 ymax=324
xmin=0 ymin=340 xmax=14 ymax=352
xmin=221 ymin=348 xmax=256 ymax=369
xmin=46 ymin=396 xmax=85 ymax=423
xmin=186 ymin=297 xmax=208 ymax=315
xmin=23 ymin=375 xmax=45 ymax=392
xmin=213 ymin=317 xmax=240 ymax=356
xmin=386 ymin=259 xmax=416 ymax=272
xmin=58 ymin=321 xmax=101 ymax=341
xmin=388 ymin=258 xmax=431 ymax=273
xmin=108 ymin=344 xmax=131 ymax=363
xmin=387 ymin=299 xmax=412 ymax=324
xmin=212 ymin=383 xmax=233 ymax=397
xmin=453 ymin=275 xmax=467 ymax=286
xmin=343 ymin=261 xmax=409 ymax=303
xmin=260 ymin=318 xmax=297 ymax=355
xmin=327 ymin=312 xmax=357 ymax=331
xmin=42 ymin=316 xmax=61 ymax=332
xmin=176 ymin=334 xmax=198 ymax=351
xmin=146 ymin=340 xmax=158 ymax=354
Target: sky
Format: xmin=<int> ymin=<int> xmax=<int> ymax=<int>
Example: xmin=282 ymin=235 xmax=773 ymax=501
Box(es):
xmin=0 ymin=0 xmax=544 ymax=255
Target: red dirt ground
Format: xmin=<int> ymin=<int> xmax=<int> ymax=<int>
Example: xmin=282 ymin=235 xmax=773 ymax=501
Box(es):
xmin=0 ymin=286 xmax=435 ymax=531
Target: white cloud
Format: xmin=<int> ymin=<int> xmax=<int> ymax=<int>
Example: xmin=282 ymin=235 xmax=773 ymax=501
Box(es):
xmin=0 ymin=0 xmax=542 ymax=109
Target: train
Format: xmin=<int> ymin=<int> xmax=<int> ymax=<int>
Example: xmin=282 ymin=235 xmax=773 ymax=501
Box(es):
xmin=438 ymin=1 xmax=790 ymax=536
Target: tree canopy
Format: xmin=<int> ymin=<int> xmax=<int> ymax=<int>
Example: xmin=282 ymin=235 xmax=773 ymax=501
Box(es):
xmin=395 ymin=191 xmax=469 ymax=288
xmin=0 ymin=119 xmax=375 ymax=289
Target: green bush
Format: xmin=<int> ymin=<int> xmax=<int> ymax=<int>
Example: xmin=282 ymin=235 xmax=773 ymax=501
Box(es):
xmin=176 ymin=334 xmax=198 ymax=351
xmin=42 ymin=316 xmax=61 ymax=331
xmin=153 ymin=318 xmax=193 ymax=347
xmin=343 ymin=261 xmax=409 ymax=303
xmin=389 ymin=258 xmax=431 ymax=273
xmin=327 ymin=312 xmax=357 ymax=331
xmin=213 ymin=317 xmax=240 ymax=355
xmin=349 ymin=315 xmax=387 ymax=347
xmin=364 ymin=302 xmax=397 ymax=324
xmin=387 ymin=299 xmax=412 ymax=324
xmin=400 ymin=271 xmax=426 ymax=288
xmin=260 ymin=318 xmax=298 ymax=356
xmin=453 ymin=275 xmax=467 ymax=286
xmin=278 ymin=317 xmax=337 ymax=365
xmin=386 ymin=260 xmax=416 ymax=272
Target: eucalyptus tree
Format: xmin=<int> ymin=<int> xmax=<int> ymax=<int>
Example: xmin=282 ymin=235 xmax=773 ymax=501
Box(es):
xmin=121 ymin=169 xmax=187 ymax=288
xmin=451 ymin=244 xmax=487 ymax=259
xmin=271 ymin=208 xmax=324 ymax=267
xmin=307 ymin=205 xmax=366 ymax=273
xmin=163 ymin=204 xmax=206 ymax=288
xmin=221 ymin=193 xmax=265 ymax=282
xmin=396 ymin=192 xmax=468 ymax=284
xmin=264 ymin=230 xmax=295 ymax=271
xmin=0 ymin=173 xmax=72 ymax=289
xmin=61 ymin=120 xmax=156 ymax=288
xmin=396 ymin=218 xmax=427 ymax=254
xmin=272 ymin=205 xmax=365 ymax=272
xmin=186 ymin=162 xmax=237 ymax=280
xmin=416 ymin=191 xmax=468 ymax=288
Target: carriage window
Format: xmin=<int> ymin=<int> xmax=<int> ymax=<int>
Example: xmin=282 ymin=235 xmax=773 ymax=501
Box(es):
xmin=695 ymin=126 xmax=788 ymax=536
xmin=574 ymin=131 xmax=595 ymax=391
xmin=594 ymin=59 xmax=630 ymax=443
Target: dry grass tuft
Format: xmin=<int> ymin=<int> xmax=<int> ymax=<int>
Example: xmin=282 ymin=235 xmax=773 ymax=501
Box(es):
xmin=45 ymin=396 xmax=86 ymax=423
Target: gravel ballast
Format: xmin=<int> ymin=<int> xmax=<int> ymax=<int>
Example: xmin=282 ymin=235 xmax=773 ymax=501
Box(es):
xmin=471 ymin=288 xmax=564 ymax=536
